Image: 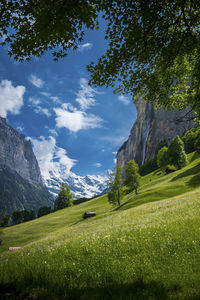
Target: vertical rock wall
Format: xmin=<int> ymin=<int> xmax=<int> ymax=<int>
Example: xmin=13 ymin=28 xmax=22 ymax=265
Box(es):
xmin=0 ymin=117 xmax=43 ymax=184
xmin=117 ymin=97 xmax=195 ymax=169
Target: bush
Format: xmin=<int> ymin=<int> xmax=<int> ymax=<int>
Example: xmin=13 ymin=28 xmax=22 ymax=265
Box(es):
xmin=139 ymin=158 xmax=158 ymax=176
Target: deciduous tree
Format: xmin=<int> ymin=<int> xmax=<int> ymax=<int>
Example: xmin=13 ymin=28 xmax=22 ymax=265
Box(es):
xmin=168 ymin=136 xmax=188 ymax=169
xmin=54 ymin=184 xmax=74 ymax=211
xmin=125 ymin=160 xmax=140 ymax=194
xmin=108 ymin=164 xmax=123 ymax=207
xmin=156 ymin=147 xmax=169 ymax=168
xmin=1 ymin=1 xmax=200 ymax=119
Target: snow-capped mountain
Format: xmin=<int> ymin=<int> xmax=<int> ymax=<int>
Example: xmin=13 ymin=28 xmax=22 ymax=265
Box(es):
xmin=30 ymin=135 xmax=111 ymax=199
xmin=42 ymin=165 xmax=110 ymax=198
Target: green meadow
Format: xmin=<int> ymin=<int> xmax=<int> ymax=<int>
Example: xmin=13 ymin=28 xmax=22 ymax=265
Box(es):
xmin=0 ymin=152 xmax=200 ymax=299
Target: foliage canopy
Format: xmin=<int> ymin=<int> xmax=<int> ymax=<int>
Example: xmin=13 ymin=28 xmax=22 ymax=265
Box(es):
xmin=156 ymin=147 xmax=169 ymax=168
xmin=108 ymin=164 xmax=123 ymax=207
xmin=168 ymin=136 xmax=188 ymax=169
xmin=54 ymin=184 xmax=74 ymax=211
xmin=1 ymin=1 xmax=200 ymax=118
xmin=125 ymin=160 xmax=140 ymax=194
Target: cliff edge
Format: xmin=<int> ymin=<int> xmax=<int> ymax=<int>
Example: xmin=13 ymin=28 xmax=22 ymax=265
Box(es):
xmin=117 ymin=97 xmax=195 ymax=169
xmin=0 ymin=117 xmax=43 ymax=184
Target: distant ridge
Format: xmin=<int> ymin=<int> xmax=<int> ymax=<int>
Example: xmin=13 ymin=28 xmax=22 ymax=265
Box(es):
xmin=0 ymin=117 xmax=54 ymax=216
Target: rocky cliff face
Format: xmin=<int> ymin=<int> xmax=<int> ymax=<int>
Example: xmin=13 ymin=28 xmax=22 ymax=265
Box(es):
xmin=0 ymin=117 xmax=43 ymax=184
xmin=0 ymin=117 xmax=54 ymax=216
xmin=117 ymin=97 xmax=195 ymax=169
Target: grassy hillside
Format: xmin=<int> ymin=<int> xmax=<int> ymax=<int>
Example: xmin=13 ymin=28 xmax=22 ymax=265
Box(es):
xmin=0 ymin=152 xmax=200 ymax=299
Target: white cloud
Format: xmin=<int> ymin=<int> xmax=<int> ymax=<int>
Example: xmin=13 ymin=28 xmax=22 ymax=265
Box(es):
xmin=118 ymin=95 xmax=131 ymax=105
xmin=31 ymin=136 xmax=77 ymax=179
xmin=93 ymin=163 xmax=102 ymax=168
xmin=112 ymin=152 xmax=117 ymax=155
xmin=78 ymin=43 xmax=93 ymax=52
xmin=28 ymin=96 xmax=51 ymax=117
xmin=54 ymin=103 xmax=103 ymax=133
xmin=0 ymin=80 xmax=25 ymax=117
xmin=29 ymin=74 xmax=44 ymax=88
xmin=34 ymin=106 xmax=51 ymax=117
xmin=16 ymin=125 xmax=24 ymax=133
xmin=41 ymin=92 xmax=61 ymax=103
xmin=29 ymin=96 xmax=41 ymax=105
xmin=114 ymin=158 xmax=117 ymax=164
xmin=75 ymin=78 xmax=99 ymax=110
xmin=48 ymin=129 xmax=58 ymax=136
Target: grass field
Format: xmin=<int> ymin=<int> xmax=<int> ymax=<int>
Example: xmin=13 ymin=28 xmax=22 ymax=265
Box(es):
xmin=0 ymin=152 xmax=200 ymax=299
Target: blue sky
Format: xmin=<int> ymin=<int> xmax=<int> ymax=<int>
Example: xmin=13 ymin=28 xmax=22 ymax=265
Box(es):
xmin=0 ymin=18 xmax=136 ymax=176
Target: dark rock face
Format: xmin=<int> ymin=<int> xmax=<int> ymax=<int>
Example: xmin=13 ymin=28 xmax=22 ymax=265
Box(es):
xmin=0 ymin=164 xmax=54 ymax=217
xmin=0 ymin=117 xmax=42 ymax=184
xmin=0 ymin=117 xmax=54 ymax=217
xmin=117 ymin=97 xmax=195 ymax=169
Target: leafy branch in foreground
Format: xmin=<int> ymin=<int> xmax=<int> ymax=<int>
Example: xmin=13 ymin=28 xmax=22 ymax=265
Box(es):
xmin=88 ymin=1 xmax=200 ymax=121
xmin=1 ymin=1 xmax=200 ymax=119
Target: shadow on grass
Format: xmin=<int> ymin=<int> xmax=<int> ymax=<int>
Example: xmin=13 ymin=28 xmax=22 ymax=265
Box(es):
xmin=0 ymin=279 xmax=182 ymax=300
xmin=170 ymin=163 xmax=200 ymax=186
xmin=69 ymin=280 xmax=181 ymax=300
xmin=114 ymin=200 xmax=129 ymax=211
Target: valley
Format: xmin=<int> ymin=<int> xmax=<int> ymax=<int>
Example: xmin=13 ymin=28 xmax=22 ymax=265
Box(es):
xmin=0 ymin=152 xmax=200 ymax=299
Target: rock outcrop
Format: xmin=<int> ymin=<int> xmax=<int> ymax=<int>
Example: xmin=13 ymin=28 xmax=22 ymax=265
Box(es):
xmin=0 ymin=165 xmax=53 ymax=217
xmin=0 ymin=117 xmax=42 ymax=184
xmin=117 ymin=97 xmax=195 ymax=169
xmin=0 ymin=117 xmax=54 ymax=216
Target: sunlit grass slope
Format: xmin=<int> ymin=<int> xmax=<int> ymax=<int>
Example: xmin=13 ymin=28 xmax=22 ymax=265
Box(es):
xmin=0 ymin=152 xmax=200 ymax=299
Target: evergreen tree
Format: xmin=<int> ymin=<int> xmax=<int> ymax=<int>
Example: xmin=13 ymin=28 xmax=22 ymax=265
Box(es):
xmin=54 ymin=184 xmax=74 ymax=211
xmin=0 ymin=213 xmax=10 ymax=227
xmin=195 ymin=135 xmax=200 ymax=153
xmin=38 ymin=206 xmax=52 ymax=218
xmin=125 ymin=160 xmax=140 ymax=194
xmin=168 ymin=136 xmax=188 ymax=169
xmin=156 ymin=147 xmax=169 ymax=168
xmin=108 ymin=164 xmax=123 ymax=207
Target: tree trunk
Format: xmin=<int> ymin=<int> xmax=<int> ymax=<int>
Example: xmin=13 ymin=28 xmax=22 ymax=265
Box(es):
xmin=117 ymin=189 xmax=120 ymax=206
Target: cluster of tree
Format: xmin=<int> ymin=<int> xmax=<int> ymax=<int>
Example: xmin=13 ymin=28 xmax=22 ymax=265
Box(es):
xmin=1 ymin=1 xmax=200 ymax=120
xmin=108 ymin=160 xmax=140 ymax=207
xmin=182 ymin=127 xmax=200 ymax=154
xmin=157 ymin=131 xmax=200 ymax=170
xmin=12 ymin=209 xmax=36 ymax=225
xmin=0 ymin=213 xmax=10 ymax=227
xmin=0 ymin=184 xmax=75 ymax=227
xmin=157 ymin=136 xmax=188 ymax=170
xmin=139 ymin=157 xmax=158 ymax=176
xmin=37 ymin=206 xmax=52 ymax=218
xmin=0 ymin=209 xmax=36 ymax=227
